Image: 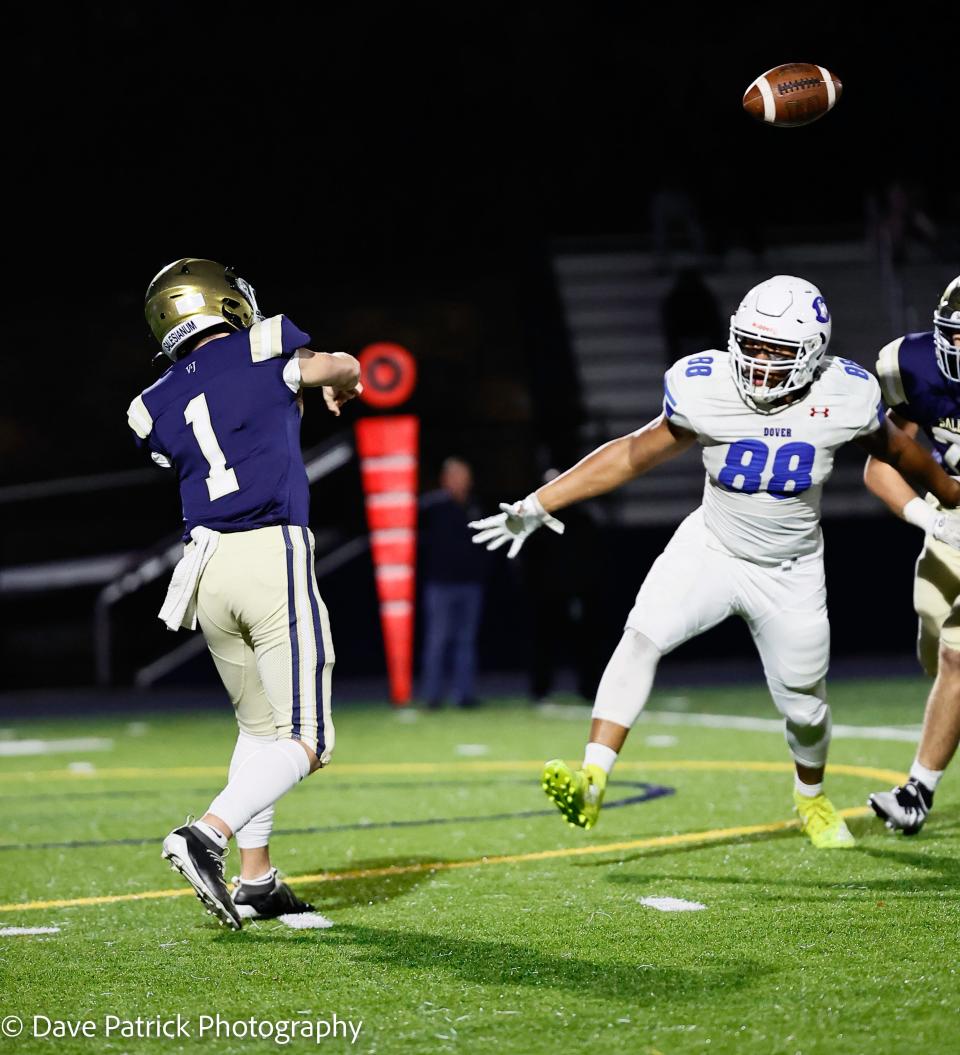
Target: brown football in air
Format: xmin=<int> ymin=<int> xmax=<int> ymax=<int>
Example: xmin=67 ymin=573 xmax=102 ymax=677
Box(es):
xmin=742 ymin=63 xmax=842 ymax=127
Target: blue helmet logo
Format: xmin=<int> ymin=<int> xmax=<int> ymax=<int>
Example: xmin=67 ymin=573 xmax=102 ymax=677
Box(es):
xmin=812 ymin=296 xmax=830 ymax=324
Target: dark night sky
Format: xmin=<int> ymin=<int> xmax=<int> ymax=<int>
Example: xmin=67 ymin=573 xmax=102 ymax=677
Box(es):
xmin=4 ymin=2 xmax=955 ymax=484
xmin=2 ymin=2 xmax=954 ymax=681
xmin=9 ymin=3 xmax=954 ymax=272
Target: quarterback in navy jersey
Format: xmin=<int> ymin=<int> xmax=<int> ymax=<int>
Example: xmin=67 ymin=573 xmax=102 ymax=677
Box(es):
xmin=471 ymin=275 xmax=960 ymax=850
xmin=867 ymin=276 xmax=960 ymax=835
xmin=127 ymin=259 xmax=361 ymax=929
xmin=130 ymin=314 xmax=315 ymax=537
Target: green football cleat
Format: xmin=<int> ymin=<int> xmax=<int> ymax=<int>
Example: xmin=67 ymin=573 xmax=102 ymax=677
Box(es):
xmin=793 ymin=790 xmax=856 ymax=849
xmin=541 ymin=759 xmax=607 ymax=829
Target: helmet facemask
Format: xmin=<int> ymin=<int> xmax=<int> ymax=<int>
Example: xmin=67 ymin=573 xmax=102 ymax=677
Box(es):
xmin=231 ymin=275 xmax=264 ymax=327
xmin=729 ymin=325 xmax=826 ymax=412
xmin=727 ymin=275 xmax=831 ymax=413
xmin=933 ymin=277 xmax=960 ymax=382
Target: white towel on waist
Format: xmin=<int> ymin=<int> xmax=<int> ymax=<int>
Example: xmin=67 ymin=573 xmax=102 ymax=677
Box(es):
xmin=158 ymin=526 xmax=221 ymax=632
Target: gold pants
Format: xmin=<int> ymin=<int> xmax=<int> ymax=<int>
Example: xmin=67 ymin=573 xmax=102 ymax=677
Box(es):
xmin=914 ymin=532 xmax=960 ymax=675
xmin=196 ymin=525 xmax=335 ymax=763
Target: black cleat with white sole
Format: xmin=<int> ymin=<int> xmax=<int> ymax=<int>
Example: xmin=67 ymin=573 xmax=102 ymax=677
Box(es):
xmin=232 ymin=868 xmax=315 ymax=920
xmin=161 ymin=825 xmax=242 ymax=930
xmin=868 ymin=777 xmax=933 ymax=836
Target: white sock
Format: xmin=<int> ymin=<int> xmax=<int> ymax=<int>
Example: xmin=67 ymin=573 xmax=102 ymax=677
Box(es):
xmin=207 ymin=739 xmax=311 ymax=835
xmin=794 ymin=774 xmax=822 ymax=798
xmin=583 ymin=742 xmax=618 ymax=775
xmin=909 ymin=760 xmax=943 ymax=792
xmin=228 ymin=732 xmax=278 ymax=850
xmin=240 ymin=868 xmax=276 ymax=889
xmin=192 ymin=819 xmax=228 ymax=850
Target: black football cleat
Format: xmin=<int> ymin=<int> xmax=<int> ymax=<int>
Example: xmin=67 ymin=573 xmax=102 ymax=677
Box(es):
xmin=232 ymin=868 xmax=315 ymax=920
xmin=868 ymin=777 xmax=933 ymax=836
xmin=162 ymin=824 xmax=242 ymax=930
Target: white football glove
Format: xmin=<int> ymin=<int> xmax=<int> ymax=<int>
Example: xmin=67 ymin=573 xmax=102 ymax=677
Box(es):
xmin=468 ymin=493 xmax=565 ymax=559
xmin=931 ymin=425 xmax=960 ymax=472
xmin=932 ymin=510 xmax=960 ymax=550
xmin=904 ymin=497 xmax=960 ymax=550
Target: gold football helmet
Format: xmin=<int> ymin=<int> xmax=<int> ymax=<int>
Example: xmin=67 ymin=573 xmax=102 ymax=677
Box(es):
xmin=934 ymin=276 xmax=960 ymax=382
xmin=145 ymin=258 xmax=263 ymax=361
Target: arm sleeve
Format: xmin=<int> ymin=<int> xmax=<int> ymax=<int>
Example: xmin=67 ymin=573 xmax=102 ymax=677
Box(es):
xmin=662 ymin=362 xmax=695 ymax=432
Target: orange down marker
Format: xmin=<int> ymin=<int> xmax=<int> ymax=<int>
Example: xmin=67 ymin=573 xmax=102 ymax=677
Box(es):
xmin=355 ymin=344 xmax=418 ymax=705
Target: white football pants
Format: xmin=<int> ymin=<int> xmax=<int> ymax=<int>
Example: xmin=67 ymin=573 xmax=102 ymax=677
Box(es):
xmin=594 ymin=507 xmax=831 ymax=768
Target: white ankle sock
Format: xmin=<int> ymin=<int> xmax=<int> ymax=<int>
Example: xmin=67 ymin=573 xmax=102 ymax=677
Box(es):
xmin=794 ymin=774 xmax=822 ymax=798
xmin=207 ymin=740 xmax=311 ymax=835
xmin=192 ymin=819 xmax=228 ymax=850
xmin=909 ymin=760 xmax=943 ymax=792
xmin=240 ymin=868 xmax=276 ymax=888
xmin=583 ymin=742 xmax=618 ymax=775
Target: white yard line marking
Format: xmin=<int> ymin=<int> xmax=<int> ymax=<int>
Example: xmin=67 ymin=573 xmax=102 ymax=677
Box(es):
xmin=0 ymin=926 xmax=61 ymax=935
xmin=646 ymin=711 xmax=922 ymax=743
xmin=536 ymin=703 xmax=921 ymax=742
xmin=0 ymin=738 xmax=114 ymax=757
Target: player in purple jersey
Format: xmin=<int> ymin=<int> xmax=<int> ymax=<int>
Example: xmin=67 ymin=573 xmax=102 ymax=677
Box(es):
xmin=867 ymin=277 xmax=960 ymax=834
xmin=126 ymin=259 xmax=361 ymax=928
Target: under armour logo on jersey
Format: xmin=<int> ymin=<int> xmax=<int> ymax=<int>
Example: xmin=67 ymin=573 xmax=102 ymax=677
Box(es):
xmin=809 ymin=407 xmax=830 ymax=417
xmin=186 ymin=362 xmax=197 ymax=374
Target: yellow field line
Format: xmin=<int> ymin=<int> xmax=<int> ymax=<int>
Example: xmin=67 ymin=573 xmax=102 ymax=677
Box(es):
xmin=0 ymin=759 xmax=907 ymax=784
xmin=0 ymin=806 xmax=873 ymax=915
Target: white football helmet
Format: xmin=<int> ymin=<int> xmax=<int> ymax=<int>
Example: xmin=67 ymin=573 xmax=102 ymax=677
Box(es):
xmin=933 ymin=276 xmax=960 ymax=382
xmin=728 ymin=275 xmax=832 ymax=410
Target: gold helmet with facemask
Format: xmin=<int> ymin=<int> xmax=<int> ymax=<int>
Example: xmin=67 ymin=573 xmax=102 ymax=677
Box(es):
xmin=145 ymin=258 xmax=262 ymax=361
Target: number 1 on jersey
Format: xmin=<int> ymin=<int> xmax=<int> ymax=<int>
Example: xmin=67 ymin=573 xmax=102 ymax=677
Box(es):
xmin=184 ymin=393 xmax=240 ymax=501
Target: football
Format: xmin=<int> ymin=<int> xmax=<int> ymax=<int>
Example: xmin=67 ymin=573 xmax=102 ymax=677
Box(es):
xmin=742 ymin=62 xmax=842 ymax=127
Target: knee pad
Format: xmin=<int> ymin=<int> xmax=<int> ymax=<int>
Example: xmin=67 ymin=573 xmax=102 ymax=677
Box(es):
xmin=229 ymin=730 xmax=277 ymax=779
xmin=769 ymin=678 xmax=831 ymax=768
xmin=591 ymin=629 xmax=661 ymax=729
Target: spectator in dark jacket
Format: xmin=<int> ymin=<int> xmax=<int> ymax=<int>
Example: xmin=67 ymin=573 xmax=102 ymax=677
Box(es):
xmin=523 ymin=471 xmax=605 ymax=703
xmin=419 ymin=458 xmax=487 ymax=708
xmin=661 ymin=267 xmax=725 ymax=366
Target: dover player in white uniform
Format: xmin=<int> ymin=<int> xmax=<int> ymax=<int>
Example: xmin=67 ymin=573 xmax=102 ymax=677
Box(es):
xmin=471 ymin=276 xmax=960 ymax=849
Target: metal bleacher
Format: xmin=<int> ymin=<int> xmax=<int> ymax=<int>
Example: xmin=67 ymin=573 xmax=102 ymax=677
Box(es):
xmin=552 ymin=241 xmax=947 ymax=526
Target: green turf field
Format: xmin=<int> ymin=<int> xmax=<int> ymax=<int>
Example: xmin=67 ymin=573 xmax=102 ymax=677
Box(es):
xmin=1 ymin=678 xmax=957 ymax=1054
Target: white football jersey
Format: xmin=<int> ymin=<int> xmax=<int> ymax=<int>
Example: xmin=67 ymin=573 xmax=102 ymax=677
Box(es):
xmin=662 ymin=350 xmax=883 ymax=564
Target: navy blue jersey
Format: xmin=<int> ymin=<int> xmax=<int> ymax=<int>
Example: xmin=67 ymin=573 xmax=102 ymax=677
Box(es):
xmin=127 ymin=315 xmax=311 ymax=537
xmin=876 ymin=330 xmax=960 ymax=470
